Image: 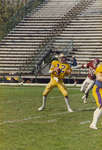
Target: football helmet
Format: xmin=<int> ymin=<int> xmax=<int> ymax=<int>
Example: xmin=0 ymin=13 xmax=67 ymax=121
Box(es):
xmin=58 ymin=53 xmax=67 ymax=63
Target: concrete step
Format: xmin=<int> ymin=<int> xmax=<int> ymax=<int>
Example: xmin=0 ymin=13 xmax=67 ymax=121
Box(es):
xmin=0 ymin=50 xmax=27 ymax=53
xmin=54 ymin=42 xmax=102 ymax=46
xmin=0 ymin=42 xmax=42 ymax=45
xmin=20 ymin=20 xmax=61 ymax=23
xmin=0 ymin=45 xmax=38 ymax=48
xmin=4 ymin=37 xmax=46 ymax=40
xmin=71 ymin=51 xmax=102 ymax=55
xmin=1 ymin=39 xmax=43 ymax=43
xmin=19 ymin=22 xmax=58 ymax=26
xmin=7 ymin=33 xmax=51 ymax=36
xmin=71 ymin=20 xmax=102 ymax=23
xmin=75 ymin=47 xmax=102 ymax=50
xmin=0 ymin=57 xmax=30 ymax=61
xmin=55 ymin=39 xmax=102 ymax=43
xmin=0 ymin=47 xmax=37 ymax=50
xmin=0 ymin=60 xmax=32 ymax=64
xmin=67 ymin=23 xmax=102 ymax=26
xmin=75 ymin=55 xmax=102 ymax=59
xmin=55 ymin=33 xmax=102 ymax=37
xmin=2 ymin=39 xmax=102 ymax=43
xmin=15 ymin=25 xmax=54 ymax=28
xmin=54 ymin=45 xmax=102 ymax=49
xmin=0 ymin=54 xmax=33 ymax=57
xmin=64 ymin=27 xmax=102 ymax=31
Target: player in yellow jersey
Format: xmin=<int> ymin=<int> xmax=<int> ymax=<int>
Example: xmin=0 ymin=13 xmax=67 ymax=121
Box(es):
xmin=90 ymin=64 xmax=102 ymax=129
xmin=38 ymin=53 xmax=73 ymax=112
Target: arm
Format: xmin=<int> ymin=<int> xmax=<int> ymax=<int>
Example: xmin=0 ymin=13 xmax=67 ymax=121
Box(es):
xmin=65 ymin=68 xmax=72 ymax=75
xmin=49 ymin=61 xmax=61 ymax=75
xmin=49 ymin=67 xmax=61 ymax=74
xmin=65 ymin=65 xmax=72 ymax=76
xmin=49 ymin=61 xmax=56 ymax=74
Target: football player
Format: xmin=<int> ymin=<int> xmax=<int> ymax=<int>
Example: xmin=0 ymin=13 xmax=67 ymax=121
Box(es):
xmin=90 ymin=64 xmax=102 ymax=129
xmin=80 ymin=58 xmax=100 ymax=103
xmin=73 ymin=58 xmax=100 ymax=103
xmin=38 ymin=53 xmax=73 ymax=112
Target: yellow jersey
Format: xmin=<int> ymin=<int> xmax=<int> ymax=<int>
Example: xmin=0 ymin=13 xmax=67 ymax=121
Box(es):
xmin=49 ymin=60 xmax=72 ymax=80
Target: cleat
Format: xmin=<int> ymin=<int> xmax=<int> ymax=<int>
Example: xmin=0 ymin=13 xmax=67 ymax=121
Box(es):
xmin=68 ymin=108 xmax=74 ymax=112
xmin=38 ymin=106 xmax=45 ymax=111
xmin=89 ymin=124 xmax=98 ymax=130
xmin=83 ymin=99 xmax=87 ymax=104
xmin=82 ymin=95 xmax=87 ymax=103
xmin=82 ymin=95 xmax=86 ymax=100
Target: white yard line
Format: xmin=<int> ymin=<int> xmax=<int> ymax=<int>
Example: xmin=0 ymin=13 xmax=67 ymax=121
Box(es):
xmin=0 ymin=116 xmax=41 ymax=125
xmin=80 ymin=120 xmax=91 ymax=125
xmin=0 ymin=117 xmax=57 ymax=125
xmin=0 ymin=111 xmax=68 ymax=125
xmin=77 ymin=106 xmax=96 ymax=111
xmin=47 ymin=119 xmax=57 ymax=123
xmin=0 ymin=107 xmax=95 ymax=125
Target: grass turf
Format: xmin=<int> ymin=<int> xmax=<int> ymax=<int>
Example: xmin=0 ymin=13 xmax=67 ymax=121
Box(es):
xmin=0 ymin=85 xmax=102 ymax=150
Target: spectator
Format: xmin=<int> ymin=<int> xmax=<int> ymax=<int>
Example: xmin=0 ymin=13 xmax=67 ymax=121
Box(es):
xmin=71 ymin=56 xmax=78 ymax=86
xmin=71 ymin=56 xmax=77 ymax=67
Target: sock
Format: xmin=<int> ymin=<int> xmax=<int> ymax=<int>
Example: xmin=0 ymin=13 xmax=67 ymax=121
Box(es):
xmin=41 ymin=95 xmax=47 ymax=108
xmin=85 ymin=92 xmax=89 ymax=99
xmin=91 ymin=107 xmax=102 ymax=126
xmin=64 ymin=96 xmax=72 ymax=111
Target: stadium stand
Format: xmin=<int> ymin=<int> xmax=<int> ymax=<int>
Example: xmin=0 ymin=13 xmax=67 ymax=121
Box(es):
xmin=0 ymin=0 xmax=102 ymax=82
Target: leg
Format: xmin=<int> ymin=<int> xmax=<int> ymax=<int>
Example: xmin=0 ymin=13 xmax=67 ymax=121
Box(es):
xmin=38 ymin=80 xmax=54 ymax=111
xmin=38 ymin=95 xmax=47 ymax=111
xmin=90 ymin=85 xmax=102 ymax=129
xmin=81 ymin=77 xmax=92 ymax=103
xmin=80 ymin=78 xmax=88 ymax=92
xmin=90 ymin=107 xmax=102 ymax=129
xmin=74 ymin=79 xmax=77 ymax=86
xmin=57 ymin=81 xmax=73 ymax=112
xmin=64 ymin=96 xmax=73 ymax=112
xmin=83 ymin=79 xmax=94 ymax=103
xmin=82 ymin=88 xmax=90 ymax=104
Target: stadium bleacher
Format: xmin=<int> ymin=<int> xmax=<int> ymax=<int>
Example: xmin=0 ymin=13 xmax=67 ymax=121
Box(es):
xmin=0 ymin=0 xmax=102 ymax=83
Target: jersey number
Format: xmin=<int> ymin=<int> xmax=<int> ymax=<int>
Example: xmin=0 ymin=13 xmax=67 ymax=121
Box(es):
xmin=57 ymin=64 xmax=65 ymax=73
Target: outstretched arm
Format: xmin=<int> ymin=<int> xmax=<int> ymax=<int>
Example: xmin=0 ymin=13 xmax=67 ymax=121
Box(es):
xmin=65 ymin=67 xmax=72 ymax=76
xmin=71 ymin=64 xmax=82 ymax=69
xmin=71 ymin=64 xmax=87 ymax=69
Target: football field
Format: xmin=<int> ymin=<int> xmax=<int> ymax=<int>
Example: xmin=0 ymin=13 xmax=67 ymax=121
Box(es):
xmin=0 ymin=85 xmax=102 ymax=150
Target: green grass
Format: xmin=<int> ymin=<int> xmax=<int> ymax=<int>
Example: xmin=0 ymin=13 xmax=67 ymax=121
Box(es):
xmin=0 ymin=85 xmax=102 ymax=150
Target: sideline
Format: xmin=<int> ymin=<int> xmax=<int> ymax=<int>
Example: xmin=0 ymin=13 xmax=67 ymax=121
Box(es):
xmin=0 ymin=83 xmax=81 ymax=87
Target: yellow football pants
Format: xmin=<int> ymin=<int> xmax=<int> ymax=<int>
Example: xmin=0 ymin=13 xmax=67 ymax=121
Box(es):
xmin=92 ymin=84 xmax=102 ymax=107
xmin=43 ymin=78 xmax=68 ymax=97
